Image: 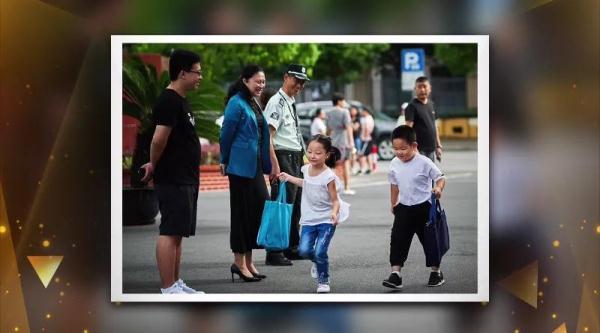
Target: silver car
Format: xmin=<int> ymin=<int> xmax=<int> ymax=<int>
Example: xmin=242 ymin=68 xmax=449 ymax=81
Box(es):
xmin=295 ymin=101 xmax=397 ymax=160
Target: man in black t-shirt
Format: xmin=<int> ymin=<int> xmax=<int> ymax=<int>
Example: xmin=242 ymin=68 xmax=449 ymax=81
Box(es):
xmin=405 ymin=76 xmax=443 ymax=162
xmin=140 ymin=49 xmax=203 ymax=294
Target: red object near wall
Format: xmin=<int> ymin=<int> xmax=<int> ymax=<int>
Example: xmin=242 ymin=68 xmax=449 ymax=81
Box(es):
xmin=123 ymin=115 xmax=140 ymax=156
xmin=137 ymin=53 xmax=168 ymax=74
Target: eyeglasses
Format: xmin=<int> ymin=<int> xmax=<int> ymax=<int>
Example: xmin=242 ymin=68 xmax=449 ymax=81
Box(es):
xmin=186 ymin=69 xmax=203 ymax=76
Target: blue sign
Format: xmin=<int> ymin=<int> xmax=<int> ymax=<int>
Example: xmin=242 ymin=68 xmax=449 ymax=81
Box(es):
xmin=401 ymin=49 xmax=425 ymax=72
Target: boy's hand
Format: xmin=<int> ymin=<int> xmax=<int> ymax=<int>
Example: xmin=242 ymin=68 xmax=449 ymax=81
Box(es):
xmin=331 ymin=211 xmax=339 ymax=225
xmin=432 ymin=187 xmax=443 ymax=199
xmin=390 ymin=204 xmax=397 ymax=215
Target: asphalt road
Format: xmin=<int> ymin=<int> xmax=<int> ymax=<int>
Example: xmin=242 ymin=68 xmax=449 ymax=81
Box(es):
xmin=122 ymin=149 xmax=478 ymax=294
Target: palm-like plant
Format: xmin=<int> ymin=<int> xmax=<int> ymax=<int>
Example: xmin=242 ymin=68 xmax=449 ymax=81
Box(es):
xmin=122 ymin=54 xmax=224 ymax=187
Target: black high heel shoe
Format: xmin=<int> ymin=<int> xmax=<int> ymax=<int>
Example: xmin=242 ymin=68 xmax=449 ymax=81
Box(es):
xmin=250 ymin=271 xmax=266 ymax=279
xmin=230 ymin=264 xmax=260 ymax=283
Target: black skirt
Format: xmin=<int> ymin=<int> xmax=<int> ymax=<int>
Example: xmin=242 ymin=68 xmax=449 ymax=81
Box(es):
xmin=228 ymin=162 xmax=269 ymax=253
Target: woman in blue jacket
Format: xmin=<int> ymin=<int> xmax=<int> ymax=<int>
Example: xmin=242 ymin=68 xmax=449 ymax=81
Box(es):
xmin=220 ymin=65 xmax=271 ymax=282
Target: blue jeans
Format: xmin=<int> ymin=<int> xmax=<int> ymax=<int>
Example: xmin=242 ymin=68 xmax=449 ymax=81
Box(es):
xmin=354 ymin=138 xmax=362 ymax=152
xmin=298 ymin=224 xmax=336 ymax=284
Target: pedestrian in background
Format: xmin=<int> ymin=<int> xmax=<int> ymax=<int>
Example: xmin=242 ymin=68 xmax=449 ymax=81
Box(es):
xmin=349 ymin=105 xmax=362 ymax=175
xmin=405 ymin=77 xmax=442 ymax=162
xmin=357 ymin=106 xmax=375 ymax=175
xmin=326 ymin=93 xmax=356 ymax=195
xmin=310 ymin=108 xmax=327 ymax=136
xmin=397 ymin=102 xmax=408 ymax=126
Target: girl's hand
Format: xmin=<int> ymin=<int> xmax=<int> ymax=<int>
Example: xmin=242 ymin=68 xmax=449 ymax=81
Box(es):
xmin=432 ymin=187 xmax=443 ymax=199
xmin=269 ymin=163 xmax=280 ymax=183
xmin=331 ymin=212 xmax=339 ymax=225
xmin=278 ymin=172 xmax=290 ymax=182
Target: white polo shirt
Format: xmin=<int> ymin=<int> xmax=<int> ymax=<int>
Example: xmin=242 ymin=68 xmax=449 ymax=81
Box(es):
xmin=388 ymin=153 xmax=445 ymax=206
xmin=264 ymin=89 xmax=303 ymax=151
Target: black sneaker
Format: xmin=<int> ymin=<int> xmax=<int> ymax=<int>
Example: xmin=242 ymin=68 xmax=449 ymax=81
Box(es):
xmin=427 ymin=271 xmax=445 ymax=287
xmin=265 ymin=252 xmax=293 ymax=266
xmin=382 ymin=272 xmax=403 ymax=289
xmin=284 ymin=249 xmax=307 ymax=260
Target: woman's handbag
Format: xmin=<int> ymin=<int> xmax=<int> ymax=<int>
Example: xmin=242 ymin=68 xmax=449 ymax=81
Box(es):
xmin=423 ymin=193 xmax=450 ymax=265
xmin=257 ymin=181 xmax=293 ymax=251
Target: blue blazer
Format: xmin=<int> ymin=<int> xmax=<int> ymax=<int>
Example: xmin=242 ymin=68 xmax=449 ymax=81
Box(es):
xmin=220 ymin=92 xmax=272 ymax=178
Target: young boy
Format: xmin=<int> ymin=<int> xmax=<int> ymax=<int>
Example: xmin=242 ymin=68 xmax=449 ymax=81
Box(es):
xmin=382 ymin=125 xmax=446 ymax=289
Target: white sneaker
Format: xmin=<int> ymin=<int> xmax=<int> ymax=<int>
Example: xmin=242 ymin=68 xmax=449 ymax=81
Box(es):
xmin=343 ymin=189 xmax=356 ymax=195
xmin=176 ymin=279 xmax=205 ymax=294
xmin=160 ymin=282 xmax=186 ymax=294
xmin=310 ymin=263 xmax=318 ymax=279
xmin=317 ymin=283 xmax=330 ymax=293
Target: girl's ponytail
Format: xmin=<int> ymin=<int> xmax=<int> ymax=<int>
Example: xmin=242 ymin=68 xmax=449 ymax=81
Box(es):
xmin=326 ymin=146 xmax=341 ymax=168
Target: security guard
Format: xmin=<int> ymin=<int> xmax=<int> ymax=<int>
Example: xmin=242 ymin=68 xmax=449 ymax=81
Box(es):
xmin=264 ymin=64 xmax=310 ymax=266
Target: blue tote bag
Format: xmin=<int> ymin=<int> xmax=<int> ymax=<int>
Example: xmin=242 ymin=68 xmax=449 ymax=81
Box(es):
xmin=424 ymin=193 xmax=450 ymax=265
xmin=257 ymin=181 xmax=293 ymax=251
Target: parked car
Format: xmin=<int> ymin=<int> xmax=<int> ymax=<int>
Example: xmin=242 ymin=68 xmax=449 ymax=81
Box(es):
xmin=295 ymin=101 xmax=397 ymax=160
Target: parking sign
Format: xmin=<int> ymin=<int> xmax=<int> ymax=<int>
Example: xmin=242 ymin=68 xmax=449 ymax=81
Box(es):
xmin=401 ymin=48 xmax=425 ymax=91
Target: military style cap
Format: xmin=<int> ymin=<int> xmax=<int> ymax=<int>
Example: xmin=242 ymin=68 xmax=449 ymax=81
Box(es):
xmin=286 ymin=64 xmax=310 ymax=81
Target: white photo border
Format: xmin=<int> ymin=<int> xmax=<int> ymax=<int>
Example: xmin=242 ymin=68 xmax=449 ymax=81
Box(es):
xmin=111 ymin=35 xmax=489 ymax=302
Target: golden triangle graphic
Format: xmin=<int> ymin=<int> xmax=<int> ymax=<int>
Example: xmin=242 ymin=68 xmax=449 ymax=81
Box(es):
xmin=498 ymin=260 xmax=538 ymax=308
xmin=27 ymin=256 xmax=63 ymax=288
xmin=0 ymin=182 xmax=31 ymax=332
xmin=577 ymin=284 xmax=599 ymax=333
xmin=552 ymin=322 xmax=567 ymax=333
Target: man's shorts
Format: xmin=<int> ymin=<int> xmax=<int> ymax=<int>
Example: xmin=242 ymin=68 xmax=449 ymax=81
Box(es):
xmin=337 ymin=146 xmax=352 ymax=161
xmin=155 ymin=184 xmax=198 ymax=237
xmin=358 ymin=140 xmax=374 ymax=157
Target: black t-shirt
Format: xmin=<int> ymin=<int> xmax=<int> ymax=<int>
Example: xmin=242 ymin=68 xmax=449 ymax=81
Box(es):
xmin=405 ymin=98 xmax=437 ymax=152
xmin=152 ymin=89 xmax=200 ymax=185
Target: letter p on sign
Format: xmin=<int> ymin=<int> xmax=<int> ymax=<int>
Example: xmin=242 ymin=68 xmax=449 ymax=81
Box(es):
xmin=405 ymin=52 xmax=419 ymax=70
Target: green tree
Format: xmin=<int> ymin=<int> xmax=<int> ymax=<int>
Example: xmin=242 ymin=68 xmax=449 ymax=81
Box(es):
xmin=433 ymin=44 xmax=477 ymax=76
xmin=127 ymin=43 xmax=321 ymax=83
xmin=313 ymin=44 xmax=390 ymax=90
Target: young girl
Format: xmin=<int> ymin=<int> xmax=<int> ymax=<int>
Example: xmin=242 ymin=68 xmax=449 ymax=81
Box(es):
xmin=279 ymin=134 xmax=350 ymax=293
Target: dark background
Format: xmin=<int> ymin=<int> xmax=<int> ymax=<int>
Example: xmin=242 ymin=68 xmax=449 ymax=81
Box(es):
xmin=0 ymin=0 xmax=598 ymax=332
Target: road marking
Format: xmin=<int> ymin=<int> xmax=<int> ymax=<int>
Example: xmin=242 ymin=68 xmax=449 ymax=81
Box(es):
xmin=351 ymin=172 xmax=475 ymax=188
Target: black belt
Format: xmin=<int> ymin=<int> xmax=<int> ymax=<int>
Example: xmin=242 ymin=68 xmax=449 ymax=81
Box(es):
xmin=275 ymin=149 xmax=303 ymax=155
